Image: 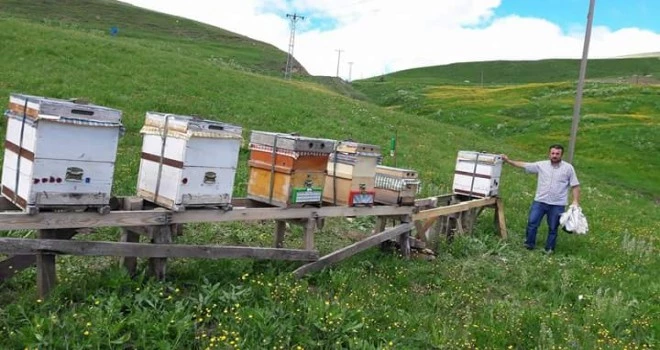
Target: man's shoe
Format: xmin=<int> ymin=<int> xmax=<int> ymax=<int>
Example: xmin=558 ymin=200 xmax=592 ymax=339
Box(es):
xmin=544 ymin=249 xmax=554 ymax=255
xmin=524 ymin=244 xmax=534 ymax=250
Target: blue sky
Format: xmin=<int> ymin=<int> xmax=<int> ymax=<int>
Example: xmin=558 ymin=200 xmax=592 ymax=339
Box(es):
xmin=123 ymin=0 xmax=660 ymax=78
xmin=495 ymin=0 xmax=658 ymax=32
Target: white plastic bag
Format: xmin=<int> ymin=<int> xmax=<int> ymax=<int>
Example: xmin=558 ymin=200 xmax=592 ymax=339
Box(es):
xmin=559 ymin=204 xmax=589 ymax=235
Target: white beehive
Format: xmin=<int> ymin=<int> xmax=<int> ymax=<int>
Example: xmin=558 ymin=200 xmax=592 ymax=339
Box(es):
xmin=137 ymin=112 xmax=243 ymax=211
xmin=452 ymin=151 xmax=502 ymax=198
xmin=1 ymin=93 xmax=123 ymax=213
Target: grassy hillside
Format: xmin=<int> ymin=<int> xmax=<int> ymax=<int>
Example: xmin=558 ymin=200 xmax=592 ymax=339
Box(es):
xmin=368 ymin=58 xmax=660 ymax=85
xmin=0 ymin=0 xmax=306 ymax=77
xmin=0 ymin=4 xmax=658 ymax=350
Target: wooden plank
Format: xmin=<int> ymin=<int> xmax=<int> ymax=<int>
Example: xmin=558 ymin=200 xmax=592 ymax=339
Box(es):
xmin=414 ymin=194 xmax=454 ymax=208
xmin=274 ymin=220 xmax=286 ymax=248
xmin=303 ymin=218 xmax=316 ymax=251
xmin=494 ymin=198 xmax=507 ymax=239
xmin=0 ymin=203 xmax=414 ymax=231
xmin=398 ymin=216 xmax=412 ymax=258
xmin=413 ymin=197 xmax=497 ymax=221
xmin=119 ymin=198 xmax=143 ymax=276
xmin=36 ymin=230 xmax=58 ymax=299
xmin=0 ymin=238 xmax=320 ymax=261
xmin=149 ymin=226 xmax=172 ymax=280
xmin=0 ymin=210 xmax=169 ymax=231
xmin=292 ymin=222 xmax=414 ymax=278
xmin=0 ymin=229 xmax=78 ymax=282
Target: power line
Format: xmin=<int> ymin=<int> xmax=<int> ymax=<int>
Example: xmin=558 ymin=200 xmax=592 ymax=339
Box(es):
xmin=284 ymin=13 xmax=305 ymax=80
xmin=335 ymin=49 xmax=344 ymax=78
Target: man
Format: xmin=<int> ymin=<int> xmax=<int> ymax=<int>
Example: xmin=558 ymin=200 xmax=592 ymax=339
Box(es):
xmin=502 ymin=144 xmax=580 ymax=254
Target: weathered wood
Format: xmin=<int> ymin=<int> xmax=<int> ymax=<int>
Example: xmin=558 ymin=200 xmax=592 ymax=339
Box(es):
xmin=0 ymin=196 xmax=19 ymax=211
xmin=398 ymin=216 xmax=412 ymax=258
xmin=413 ymin=197 xmax=497 ymax=221
xmin=0 ymin=228 xmax=78 ymax=282
xmin=292 ymin=222 xmax=414 ymax=278
xmin=303 ymin=217 xmax=316 ymax=250
xmin=0 ymin=210 xmax=170 ymax=231
xmin=0 ymin=202 xmax=414 ymax=231
xmin=274 ymin=220 xmax=286 ymax=248
xmin=148 ymin=226 xmax=172 ymax=280
xmin=494 ymin=198 xmax=507 ymax=239
xmin=36 ymin=230 xmax=58 ymax=299
xmin=120 ymin=197 xmax=144 ymax=275
xmin=0 ymin=237 xmax=319 ymax=261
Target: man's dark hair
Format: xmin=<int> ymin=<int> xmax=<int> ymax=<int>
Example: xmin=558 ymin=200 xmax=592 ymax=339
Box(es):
xmin=549 ymin=144 xmax=564 ymax=152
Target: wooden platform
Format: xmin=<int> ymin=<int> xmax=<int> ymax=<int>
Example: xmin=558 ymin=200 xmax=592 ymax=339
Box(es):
xmin=0 ymin=193 xmax=506 ymax=300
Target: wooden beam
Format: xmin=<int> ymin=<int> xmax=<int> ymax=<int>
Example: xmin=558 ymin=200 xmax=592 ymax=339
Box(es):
xmin=292 ymin=222 xmax=414 ymax=278
xmin=303 ymin=218 xmax=316 ymax=251
xmin=149 ymin=225 xmax=172 ymax=280
xmin=273 ymin=220 xmax=286 ymax=248
xmin=0 ymin=229 xmax=78 ymax=282
xmin=0 ymin=238 xmax=320 ymax=261
xmin=36 ymin=230 xmax=58 ymax=299
xmin=0 ymin=203 xmax=414 ymax=231
xmin=173 ymin=205 xmax=415 ymax=225
xmin=0 ymin=210 xmax=170 ymax=231
xmin=119 ymin=198 xmax=144 ymax=276
xmin=494 ymin=198 xmax=507 ymax=239
xmin=413 ymin=197 xmax=497 ymax=221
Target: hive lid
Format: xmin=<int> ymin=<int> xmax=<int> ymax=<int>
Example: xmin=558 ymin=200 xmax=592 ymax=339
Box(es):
xmin=376 ymin=165 xmax=418 ymax=179
xmin=7 ymin=93 xmax=123 ymax=126
xmin=140 ymin=112 xmax=243 ymax=140
xmin=456 ymin=151 xmax=502 ymax=165
xmin=336 ymin=141 xmax=381 ymax=156
xmin=249 ymin=131 xmax=335 ymax=153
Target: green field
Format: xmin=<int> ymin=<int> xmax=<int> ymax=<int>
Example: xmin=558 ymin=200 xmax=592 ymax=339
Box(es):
xmin=0 ymin=1 xmax=658 ymax=349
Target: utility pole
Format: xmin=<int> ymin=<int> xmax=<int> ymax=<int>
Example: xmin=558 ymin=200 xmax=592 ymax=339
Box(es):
xmin=335 ymin=49 xmax=344 ymax=78
xmin=567 ymin=0 xmax=596 ymax=163
xmin=284 ymin=13 xmax=304 ymax=80
xmin=348 ymin=62 xmax=354 ymax=82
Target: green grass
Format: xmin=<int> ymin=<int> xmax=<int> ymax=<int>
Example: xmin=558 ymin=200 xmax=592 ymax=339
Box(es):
xmin=0 ymin=2 xmax=659 ymax=349
xmin=367 ymin=58 xmax=660 ymax=85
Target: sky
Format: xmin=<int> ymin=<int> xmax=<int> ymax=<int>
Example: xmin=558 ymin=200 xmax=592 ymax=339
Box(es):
xmin=120 ymin=0 xmax=660 ymax=79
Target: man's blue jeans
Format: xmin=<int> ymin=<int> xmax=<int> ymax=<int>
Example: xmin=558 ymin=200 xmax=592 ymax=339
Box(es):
xmin=525 ymin=201 xmax=565 ymax=251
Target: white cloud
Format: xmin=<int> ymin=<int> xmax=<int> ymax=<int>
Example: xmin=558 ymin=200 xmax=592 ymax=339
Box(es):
xmin=120 ymin=0 xmax=660 ymax=79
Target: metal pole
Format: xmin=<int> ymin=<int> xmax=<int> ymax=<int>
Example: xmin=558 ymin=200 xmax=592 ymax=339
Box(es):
xmin=567 ymin=0 xmax=596 ymax=163
xmin=335 ymin=49 xmax=343 ymax=78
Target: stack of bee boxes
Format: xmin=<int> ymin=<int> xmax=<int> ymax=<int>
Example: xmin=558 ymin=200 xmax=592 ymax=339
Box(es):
xmin=1 ymin=93 xmax=124 ymax=214
xmin=374 ymin=165 xmax=420 ymax=205
xmin=323 ymin=141 xmax=381 ymax=206
xmin=137 ymin=112 xmax=243 ymax=211
xmin=452 ymin=151 xmax=502 ymax=198
xmin=247 ymin=131 xmax=335 ymax=207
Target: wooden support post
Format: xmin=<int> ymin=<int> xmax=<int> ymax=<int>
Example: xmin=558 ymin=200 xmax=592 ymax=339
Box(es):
xmin=494 ymin=198 xmax=507 ymax=239
xmin=303 ymin=217 xmax=316 ymax=251
xmin=375 ymin=216 xmax=389 ymax=251
xmin=274 ymin=220 xmax=286 ymax=248
xmin=148 ymin=225 xmax=173 ymax=280
xmin=36 ymin=229 xmax=65 ymax=299
xmin=398 ymin=216 xmax=412 ymax=258
xmin=120 ymin=198 xmax=143 ymax=276
xmin=1 ymin=228 xmax=78 ymax=282
xmin=293 ymin=222 xmax=414 ymax=278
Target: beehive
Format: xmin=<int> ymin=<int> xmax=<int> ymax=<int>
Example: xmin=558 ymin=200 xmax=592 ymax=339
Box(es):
xmin=452 ymin=151 xmax=502 ymax=198
xmin=374 ymin=165 xmax=420 ymax=205
xmin=247 ymin=131 xmax=335 ymax=207
xmin=1 ymin=93 xmax=123 ymax=213
xmin=323 ymin=141 xmax=381 ymax=206
xmin=137 ymin=112 xmax=242 ymax=211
